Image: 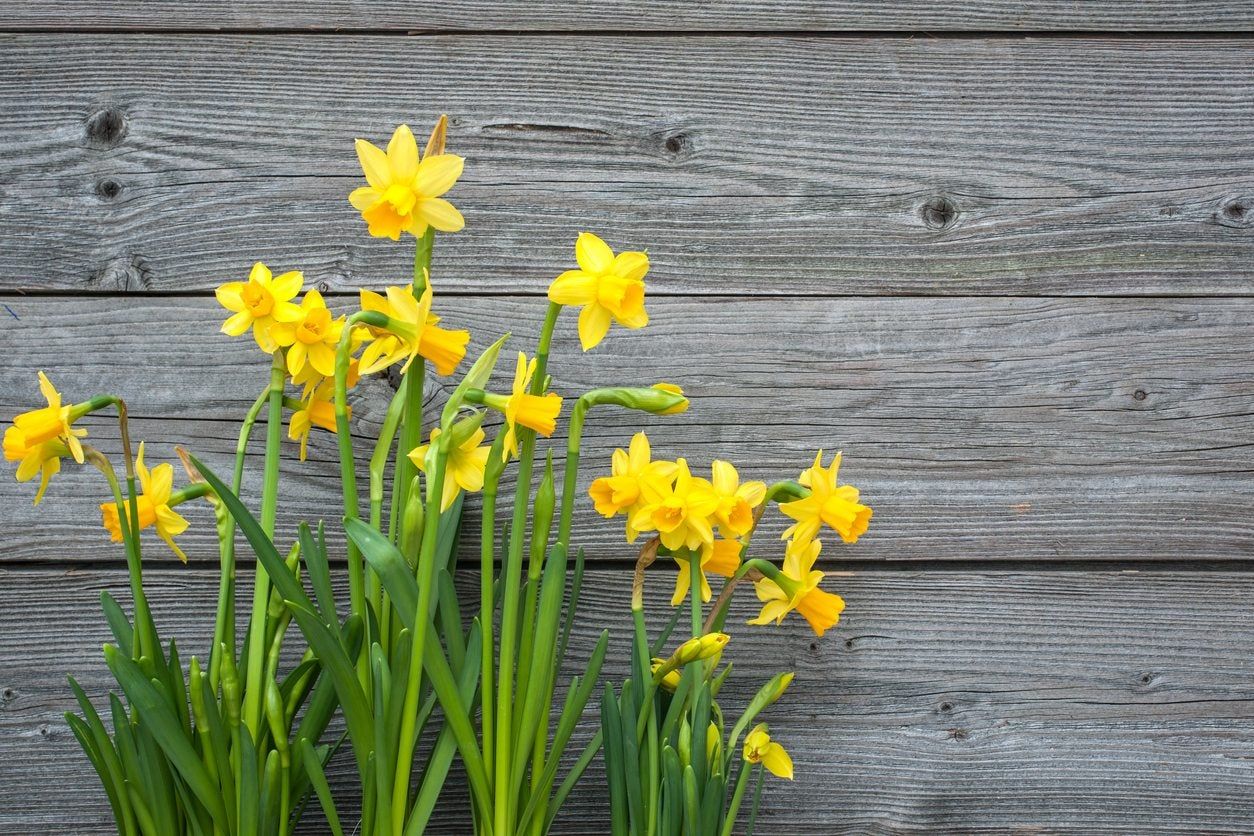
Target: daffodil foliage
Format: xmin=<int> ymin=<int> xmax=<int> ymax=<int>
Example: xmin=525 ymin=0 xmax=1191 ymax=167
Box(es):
xmin=10 ymin=114 xmax=874 ymax=836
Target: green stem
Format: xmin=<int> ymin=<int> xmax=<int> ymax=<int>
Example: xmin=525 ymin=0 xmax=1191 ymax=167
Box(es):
xmin=393 ymin=228 xmax=435 ymax=550
xmin=745 ymin=764 xmax=766 ymax=836
xmin=242 ymin=352 xmax=285 ymax=738
xmin=480 ymin=435 xmax=507 ymax=788
xmin=211 ymin=388 xmax=268 ymax=693
xmin=392 ymin=443 xmax=448 ymax=832
xmin=494 ymin=302 xmax=561 ymax=835
xmin=690 ymin=550 xmax=702 ymax=638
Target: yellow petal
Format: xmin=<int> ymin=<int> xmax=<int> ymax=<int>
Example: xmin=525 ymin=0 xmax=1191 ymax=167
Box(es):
xmin=577 ymin=304 xmax=612 ymax=351
xmin=221 ymin=310 xmax=253 ymax=337
xmin=349 ymin=186 xmax=381 ymax=211
xmin=762 ymin=743 xmax=793 ymax=780
xmin=355 ymin=138 xmax=392 ymax=189
xmin=415 ymin=197 xmax=465 ymax=233
xmin=575 ymin=232 xmax=614 ymax=274
xmin=547 ymin=270 xmax=598 ymax=306
xmin=387 ymin=124 xmax=419 ymax=180
xmin=270 ymin=270 xmax=304 ymax=302
xmin=415 ymin=154 xmax=464 ymax=198
xmin=215 ymin=281 xmax=246 ymax=312
xmin=612 ymin=250 xmax=650 ymax=283
xmin=249 ymin=262 xmax=272 ymax=284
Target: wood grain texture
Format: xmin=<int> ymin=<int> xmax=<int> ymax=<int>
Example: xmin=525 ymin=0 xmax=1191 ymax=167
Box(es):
xmin=3 ymin=566 xmax=1253 ymax=833
xmin=2 ymin=1 xmax=1253 ymax=32
xmin=1 ymin=294 xmax=1251 ymax=565
xmin=2 ymin=35 xmax=1253 ymax=296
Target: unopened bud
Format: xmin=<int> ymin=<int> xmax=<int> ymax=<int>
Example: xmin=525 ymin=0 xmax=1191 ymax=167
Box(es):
xmin=654 ymin=632 xmax=730 ymax=681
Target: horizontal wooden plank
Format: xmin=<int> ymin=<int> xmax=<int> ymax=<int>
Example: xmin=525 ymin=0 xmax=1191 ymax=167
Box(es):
xmin=2 ymin=35 xmax=1254 ymax=296
xmin=1 ymin=294 xmax=1251 ymax=565
xmin=1 ymin=2 xmax=1253 ymax=32
xmin=4 ymin=566 xmax=1254 ymax=832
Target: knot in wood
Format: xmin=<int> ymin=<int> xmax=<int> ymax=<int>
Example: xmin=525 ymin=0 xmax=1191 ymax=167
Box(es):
xmin=921 ymin=195 xmax=959 ymax=230
xmin=1218 ymin=197 xmax=1254 ymax=229
xmin=95 ymin=179 xmax=123 ymax=200
xmin=85 ymin=106 xmax=128 ymax=149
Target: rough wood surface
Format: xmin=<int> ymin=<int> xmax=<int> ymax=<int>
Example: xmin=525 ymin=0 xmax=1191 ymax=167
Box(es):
xmin=2 ymin=35 xmax=1254 ymax=296
xmin=2 ymin=294 xmax=1251 ymax=566
xmin=2 ymin=2 xmax=1253 ymax=32
xmin=3 ymin=566 xmax=1253 ymax=834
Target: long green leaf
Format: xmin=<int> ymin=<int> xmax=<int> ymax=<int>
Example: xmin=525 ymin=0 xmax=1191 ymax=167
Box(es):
xmin=103 ymin=645 xmax=229 ymax=830
xmin=441 ymin=334 xmax=508 ymax=427
xmin=100 ymin=591 xmax=134 ymax=658
xmin=299 ymin=738 xmax=343 ymax=836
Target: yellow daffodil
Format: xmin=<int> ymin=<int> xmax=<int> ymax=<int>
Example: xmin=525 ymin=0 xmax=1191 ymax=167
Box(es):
xmin=408 ymin=426 xmax=490 ymax=511
xmin=709 ymin=460 xmax=766 ymax=539
xmin=359 ymin=284 xmax=433 ymax=374
xmin=349 ymin=123 xmax=465 ymax=240
xmin=748 ymin=536 xmax=845 ymax=636
xmin=589 ymin=432 xmax=678 ymax=541
xmin=498 ymin=352 xmax=563 ymax=461
xmin=779 ymin=451 xmax=873 ymax=545
xmin=99 ymin=442 xmax=191 ymax=562
xmin=215 ymin=263 xmax=304 ymax=352
xmin=288 ymin=378 xmax=346 ymax=462
xmin=629 ymin=457 xmax=718 ymax=551
xmin=547 ymin=232 xmax=649 ymax=351
xmin=671 ymin=538 xmax=742 ymax=606
xmin=743 ymin=724 xmax=793 ymax=779
xmin=269 ymin=289 xmax=346 ymax=379
xmin=4 ymin=372 xmax=87 ymax=504
xmin=419 ymin=311 xmax=471 ymax=377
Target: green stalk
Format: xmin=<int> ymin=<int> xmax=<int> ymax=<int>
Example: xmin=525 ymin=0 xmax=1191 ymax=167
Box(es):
xmin=690 ymin=552 xmax=702 ymax=637
xmin=392 ymin=442 xmax=449 ymax=832
xmin=494 ymin=302 xmax=561 ymax=835
xmin=480 ymin=434 xmax=507 ymax=786
xmin=242 ymin=351 xmax=286 ymax=738
xmin=393 ymin=229 xmax=435 ymax=550
xmin=211 ymin=388 xmax=268 ymax=693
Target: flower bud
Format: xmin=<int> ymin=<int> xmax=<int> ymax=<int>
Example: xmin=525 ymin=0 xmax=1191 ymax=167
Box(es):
xmin=654 ymin=632 xmax=730 ymax=681
xmin=650 ymin=383 xmax=689 ymax=414
xmin=401 ymin=474 xmax=424 ymax=564
xmin=220 ymin=647 xmax=242 ymax=730
xmin=580 ymin=385 xmax=688 ymax=416
xmin=650 ymin=657 xmax=682 ymax=692
xmin=265 ymin=679 xmax=289 ymax=766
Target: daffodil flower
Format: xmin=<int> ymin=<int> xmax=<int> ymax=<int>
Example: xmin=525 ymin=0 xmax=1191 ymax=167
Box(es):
xmin=779 ymin=451 xmax=872 ymax=545
xmin=480 ymin=352 xmax=563 ymax=461
xmin=215 ymin=263 xmax=304 ymax=353
xmin=742 ymin=723 xmax=794 ymax=779
xmin=709 ymin=460 xmax=766 ymax=539
xmin=359 ymin=284 xmax=433 ymax=374
xmin=288 ymin=377 xmax=345 ymax=462
xmin=99 ymin=442 xmax=193 ymax=562
xmin=409 ymin=425 xmax=491 ymax=511
xmin=630 ymin=457 xmax=719 ymax=552
xmin=547 ymin=232 xmax=649 ymax=351
xmin=589 ymin=432 xmax=677 ymax=541
xmin=671 ymin=538 xmax=742 ymax=606
xmin=269 ymin=289 xmax=347 ymax=379
xmin=4 ymin=372 xmax=88 ymax=505
xmin=349 ymin=123 xmax=465 ymax=240
xmin=748 ymin=537 xmax=846 ymax=636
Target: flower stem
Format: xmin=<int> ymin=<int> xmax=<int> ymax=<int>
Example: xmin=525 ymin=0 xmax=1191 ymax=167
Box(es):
xmin=242 ymin=351 xmax=286 ymax=739
xmin=690 ymin=551 xmax=702 ymax=637
xmin=393 ymin=228 xmax=435 ymax=550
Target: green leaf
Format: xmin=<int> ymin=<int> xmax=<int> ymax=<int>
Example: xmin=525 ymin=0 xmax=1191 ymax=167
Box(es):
xmin=66 ymin=712 xmax=127 ymax=831
xmin=103 ymin=645 xmax=229 ymax=830
xmin=344 ymin=517 xmax=418 ymax=625
xmin=601 ymin=684 xmax=629 ymax=836
xmin=544 ymin=728 xmax=604 ymax=835
xmin=441 ymin=333 xmax=509 ymax=427
xmin=99 ymin=591 xmax=134 ymax=658
xmin=299 ymin=522 xmax=336 ymax=624
xmin=299 ymin=738 xmax=343 ymax=836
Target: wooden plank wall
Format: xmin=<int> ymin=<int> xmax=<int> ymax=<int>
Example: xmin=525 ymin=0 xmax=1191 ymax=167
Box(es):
xmin=1 ymin=3 xmax=1252 ymax=833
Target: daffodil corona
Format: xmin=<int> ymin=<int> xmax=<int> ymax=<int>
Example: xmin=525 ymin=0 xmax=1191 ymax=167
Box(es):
xmin=742 ymin=724 xmax=794 ymax=780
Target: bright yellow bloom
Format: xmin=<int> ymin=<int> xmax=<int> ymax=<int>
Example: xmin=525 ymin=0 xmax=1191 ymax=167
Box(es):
xmin=269 ymin=289 xmax=346 ymax=379
xmin=588 ymin=432 xmax=677 ymax=541
xmin=359 ymin=284 xmax=433 ymax=374
xmin=709 ymin=460 xmax=766 ymax=539
xmin=743 ymin=724 xmax=793 ymax=780
xmin=671 ymin=538 xmax=742 ymax=606
xmin=748 ymin=537 xmax=845 ymax=636
xmin=547 ymin=232 xmax=649 ymax=351
xmin=215 ymin=263 xmax=304 ymax=352
xmin=99 ymin=442 xmax=191 ymax=562
xmin=409 ymin=426 xmax=491 ymax=511
xmin=500 ymin=352 xmax=563 ymax=461
xmin=779 ymin=451 xmax=872 ymax=545
xmin=4 ymin=372 xmax=86 ymax=504
xmin=629 ymin=458 xmax=718 ymax=551
xmin=287 ymin=377 xmax=346 ymax=462
xmin=419 ymin=312 xmax=471 ymax=377
xmin=349 ymin=123 xmax=465 ymax=240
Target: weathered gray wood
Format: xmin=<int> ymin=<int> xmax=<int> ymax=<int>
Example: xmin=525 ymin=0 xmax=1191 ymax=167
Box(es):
xmin=3 ymin=294 xmax=1251 ymax=565
xmin=4 ymin=566 xmax=1254 ymax=833
xmin=2 ymin=1 xmax=1253 ymax=32
xmin=2 ymin=35 xmax=1253 ymax=296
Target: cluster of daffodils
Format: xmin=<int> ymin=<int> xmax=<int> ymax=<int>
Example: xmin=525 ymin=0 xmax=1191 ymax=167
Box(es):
xmin=591 ymin=433 xmax=870 ymax=636
xmin=7 ymin=115 xmax=878 ymax=836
